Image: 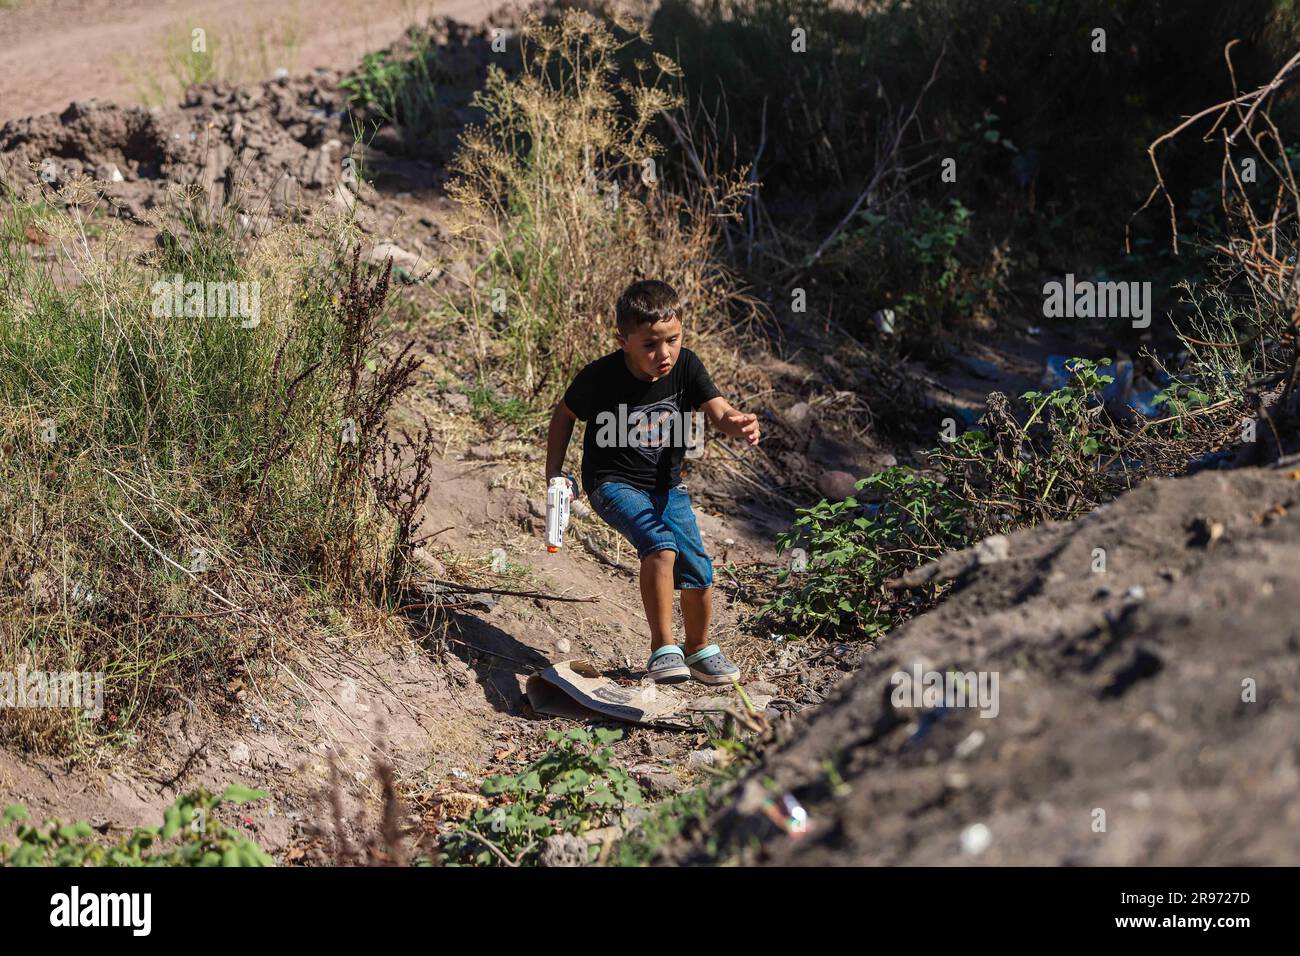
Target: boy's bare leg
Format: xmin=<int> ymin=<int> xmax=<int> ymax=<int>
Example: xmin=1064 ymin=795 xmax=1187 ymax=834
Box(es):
xmin=640 ymin=549 xmax=677 ymax=651
xmin=681 ymin=586 xmax=712 ymax=655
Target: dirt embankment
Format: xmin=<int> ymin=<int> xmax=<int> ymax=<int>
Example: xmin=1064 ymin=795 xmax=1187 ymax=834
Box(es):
xmin=0 ymin=0 xmax=499 ymax=125
xmin=695 ymin=461 xmax=1300 ymax=866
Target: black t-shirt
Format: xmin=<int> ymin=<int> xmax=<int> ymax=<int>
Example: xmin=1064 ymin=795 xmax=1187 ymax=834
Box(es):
xmin=563 ymin=347 xmax=722 ymax=496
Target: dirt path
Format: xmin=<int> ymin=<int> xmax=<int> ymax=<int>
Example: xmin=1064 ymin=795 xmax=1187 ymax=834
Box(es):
xmin=0 ymin=0 xmax=498 ymax=123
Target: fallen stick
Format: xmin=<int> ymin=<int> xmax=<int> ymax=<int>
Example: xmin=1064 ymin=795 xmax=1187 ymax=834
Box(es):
xmin=410 ymin=578 xmax=600 ymax=603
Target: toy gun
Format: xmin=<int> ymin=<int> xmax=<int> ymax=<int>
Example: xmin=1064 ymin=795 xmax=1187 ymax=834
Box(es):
xmin=545 ymin=477 xmax=574 ymax=553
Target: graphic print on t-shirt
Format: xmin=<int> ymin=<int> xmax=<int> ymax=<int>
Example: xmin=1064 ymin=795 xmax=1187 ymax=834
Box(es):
xmin=563 ymin=347 xmax=722 ymax=496
xmin=625 ymin=398 xmax=679 ymax=463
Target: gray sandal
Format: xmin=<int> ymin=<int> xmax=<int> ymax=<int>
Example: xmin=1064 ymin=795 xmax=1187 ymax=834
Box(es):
xmin=685 ymin=644 xmax=740 ymax=685
xmin=647 ymin=645 xmax=690 ymax=684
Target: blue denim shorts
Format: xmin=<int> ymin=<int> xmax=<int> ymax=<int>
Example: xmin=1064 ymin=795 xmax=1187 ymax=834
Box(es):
xmin=590 ymin=481 xmax=714 ymax=590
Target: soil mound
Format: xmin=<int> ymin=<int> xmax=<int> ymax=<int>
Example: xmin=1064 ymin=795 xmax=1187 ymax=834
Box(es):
xmin=702 ymin=461 xmax=1300 ymax=865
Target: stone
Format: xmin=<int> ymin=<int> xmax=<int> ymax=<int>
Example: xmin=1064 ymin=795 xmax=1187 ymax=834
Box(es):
xmin=974 ymin=534 xmax=1011 ymax=565
xmin=411 ymin=547 xmax=445 ymax=576
xmin=638 ymin=772 xmax=685 ymax=796
xmin=538 ymin=833 xmax=589 ymax=867
xmin=781 ymin=401 xmax=814 ymax=433
xmin=816 ymin=470 xmax=860 ymax=501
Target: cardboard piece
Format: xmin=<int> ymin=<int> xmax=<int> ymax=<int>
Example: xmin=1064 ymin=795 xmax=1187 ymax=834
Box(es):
xmin=525 ymin=659 xmax=770 ymax=730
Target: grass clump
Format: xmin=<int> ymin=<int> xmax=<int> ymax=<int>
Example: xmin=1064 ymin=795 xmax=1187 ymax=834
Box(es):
xmin=762 ymin=358 xmax=1128 ymax=639
xmin=1 ymin=785 xmax=272 ymax=867
xmin=442 ymin=727 xmax=642 ymax=866
xmin=439 ymin=7 xmax=765 ymax=406
xmin=0 ymin=178 xmax=430 ymax=755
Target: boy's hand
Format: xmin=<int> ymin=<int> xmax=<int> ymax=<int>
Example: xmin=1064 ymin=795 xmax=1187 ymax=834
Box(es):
xmin=722 ymin=410 xmax=761 ymax=446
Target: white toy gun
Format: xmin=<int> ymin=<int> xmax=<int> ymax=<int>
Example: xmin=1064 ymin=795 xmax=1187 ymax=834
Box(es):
xmin=545 ymin=476 xmax=576 ymax=553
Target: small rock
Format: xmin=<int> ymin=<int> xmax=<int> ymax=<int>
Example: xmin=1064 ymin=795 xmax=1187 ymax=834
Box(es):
xmin=815 ymin=470 xmax=860 ymax=501
xmin=974 ymin=534 xmax=1011 ymax=565
xmin=687 ymin=749 xmax=717 ymax=768
xmin=556 ymin=638 xmax=571 ymax=654
xmin=464 ymin=444 xmax=494 ymax=461
xmin=411 ymin=547 xmax=445 ymax=576
xmin=363 ymin=241 xmax=429 ymax=275
xmin=961 ymin=822 xmax=992 ymax=856
xmin=781 ymin=401 xmax=814 ymax=433
xmin=538 ymin=833 xmax=589 ymax=867
xmin=865 ymin=451 xmax=898 ymax=472
xmin=444 ymin=392 xmax=470 ymax=413
xmin=228 ymin=742 xmax=251 ymax=766
xmin=954 ymin=730 xmax=986 ymax=759
xmin=527 ymin=498 xmax=546 ymax=519
xmin=572 ymin=499 xmax=592 ymax=519
xmin=637 ymin=772 xmax=684 ymax=796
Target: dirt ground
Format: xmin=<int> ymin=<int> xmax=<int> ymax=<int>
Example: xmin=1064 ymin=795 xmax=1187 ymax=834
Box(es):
xmin=689 ymin=462 xmax=1300 ymax=865
xmin=0 ymin=4 xmax=855 ymax=857
xmin=0 ymin=0 xmax=499 ymax=124
xmin=7 ymin=1 xmax=1290 ymax=868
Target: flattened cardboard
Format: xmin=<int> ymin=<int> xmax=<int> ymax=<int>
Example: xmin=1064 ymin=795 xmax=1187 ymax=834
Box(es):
xmin=526 ymin=659 xmax=692 ymax=729
xmin=525 ymin=659 xmax=770 ymax=729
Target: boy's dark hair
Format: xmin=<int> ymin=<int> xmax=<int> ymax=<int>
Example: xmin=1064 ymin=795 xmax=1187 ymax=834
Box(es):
xmin=616 ymin=280 xmax=680 ymax=336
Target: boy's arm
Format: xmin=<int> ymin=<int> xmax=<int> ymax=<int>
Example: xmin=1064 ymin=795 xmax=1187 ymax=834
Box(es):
xmin=546 ymin=399 xmax=579 ymax=482
xmin=701 ymin=396 xmax=760 ymax=446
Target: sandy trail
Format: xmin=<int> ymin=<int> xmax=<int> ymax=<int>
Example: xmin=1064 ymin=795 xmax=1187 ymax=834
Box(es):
xmin=0 ymin=0 xmax=497 ymax=123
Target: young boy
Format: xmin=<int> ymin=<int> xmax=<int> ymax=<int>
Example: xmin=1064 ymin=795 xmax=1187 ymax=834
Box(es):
xmin=546 ymin=279 xmax=760 ymax=684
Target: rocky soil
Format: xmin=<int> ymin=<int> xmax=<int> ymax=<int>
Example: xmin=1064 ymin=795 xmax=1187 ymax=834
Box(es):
xmin=690 ymin=460 xmax=1300 ymax=865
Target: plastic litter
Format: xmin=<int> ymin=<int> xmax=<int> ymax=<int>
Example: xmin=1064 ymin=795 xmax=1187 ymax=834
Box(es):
xmin=1040 ymin=354 xmax=1074 ymax=390
xmin=961 ymin=822 xmax=992 ymax=856
xmin=954 ymin=355 xmax=1001 ymax=381
xmin=1127 ymin=388 xmax=1163 ymax=418
xmin=1186 ymin=449 xmax=1235 ymax=474
xmin=762 ymin=793 xmax=809 ymax=837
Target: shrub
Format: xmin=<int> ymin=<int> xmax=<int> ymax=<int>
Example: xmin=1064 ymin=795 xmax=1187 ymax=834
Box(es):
xmin=1 ymin=785 xmax=272 ymax=866
xmin=763 ymin=358 xmax=1124 ymax=639
xmin=439 ymin=7 xmax=763 ymax=402
xmin=0 ymin=180 xmax=427 ymax=754
xmin=442 ymin=727 xmax=641 ymax=866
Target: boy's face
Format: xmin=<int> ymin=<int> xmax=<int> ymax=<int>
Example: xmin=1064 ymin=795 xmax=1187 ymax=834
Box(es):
xmin=618 ymin=315 xmax=683 ymax=382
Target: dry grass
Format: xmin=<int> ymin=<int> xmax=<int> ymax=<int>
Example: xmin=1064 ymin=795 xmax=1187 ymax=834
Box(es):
xmin=0 ymin=172 xmax=435 ymax=756
xmin=438 ymin=7 xmax=771 ymax=408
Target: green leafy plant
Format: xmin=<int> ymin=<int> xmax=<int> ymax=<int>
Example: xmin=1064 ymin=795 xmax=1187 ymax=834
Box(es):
xmin=340 ymin=30 xmax=443 ymax=154
xmin=974 ymin=356 xmax=1120 ymax=514
xmin=443 ymin=727 xmax=642 ymax=866
xmin=1 ymin=785 xmax=272 ymax=866
xmin=763 ymin=358 xmax=1125 ymax=640
xmin=765 ymin=467 xmax=969 ymax=639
